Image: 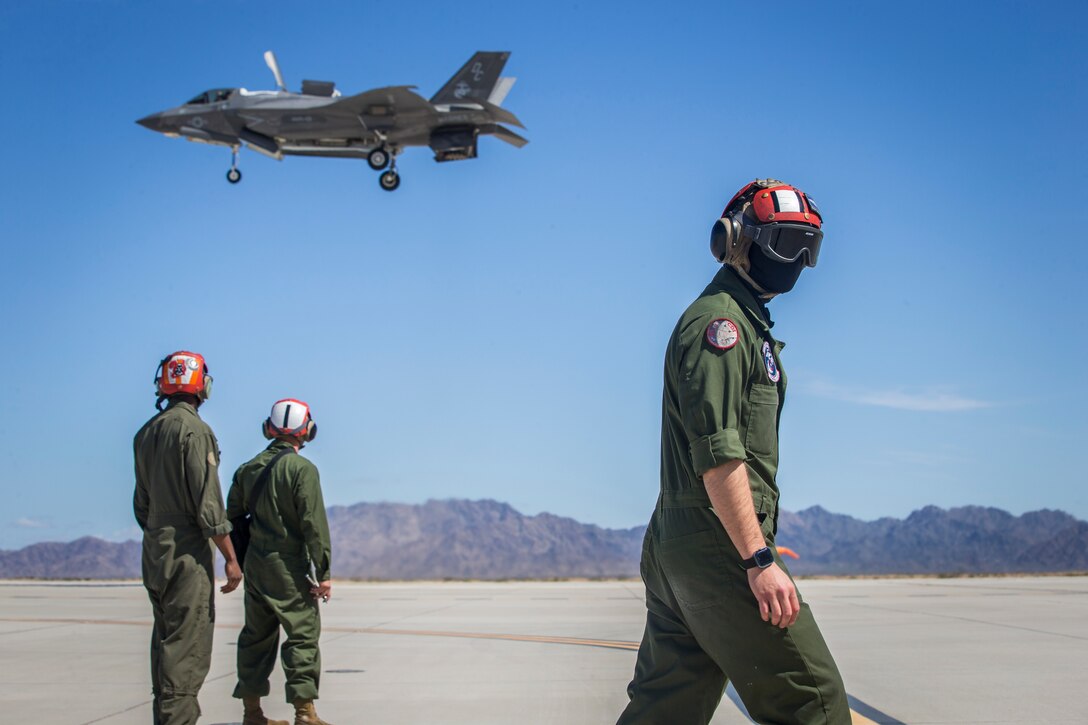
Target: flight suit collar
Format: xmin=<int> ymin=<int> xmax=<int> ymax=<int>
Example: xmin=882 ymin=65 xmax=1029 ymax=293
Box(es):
xmin=707 ymin=266 xmax=774 ymax=332
xmin=265 ymin=439 xmax=297 ymax=453
xmin=165 ymin=399 xmax=200 ymax=418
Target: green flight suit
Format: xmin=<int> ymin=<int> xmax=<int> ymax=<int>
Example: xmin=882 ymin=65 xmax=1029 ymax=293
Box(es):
xmin=618 ymin=266 xmax=850 ymax=725
xmin=133 ymin=399 xmax=232 ymax=725
xmin=227 ymin=439 xmax=332 ymax=704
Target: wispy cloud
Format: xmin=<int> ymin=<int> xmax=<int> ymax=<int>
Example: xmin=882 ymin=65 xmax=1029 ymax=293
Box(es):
xmin=13 ymin=517 xmax=49 ymax=529
xmin=804 ymin=380 xmax=992 ymax=412
xmin=105 ymin=525 xmax=142 ymax=542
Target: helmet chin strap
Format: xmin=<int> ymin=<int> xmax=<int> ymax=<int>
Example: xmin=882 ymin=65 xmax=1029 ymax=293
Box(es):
xmin=730 ymin=264 xmax=779 ymax=301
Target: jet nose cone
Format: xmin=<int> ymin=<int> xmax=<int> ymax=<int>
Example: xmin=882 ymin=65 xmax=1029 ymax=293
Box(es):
xmin=136 ymin=112 xmax=164 ymax=131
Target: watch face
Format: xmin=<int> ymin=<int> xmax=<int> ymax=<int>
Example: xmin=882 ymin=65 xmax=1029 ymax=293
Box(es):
xmin=754 ymin=547 xmax=775 ymax=568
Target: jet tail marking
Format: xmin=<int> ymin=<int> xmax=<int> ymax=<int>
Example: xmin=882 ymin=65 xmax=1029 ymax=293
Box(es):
xmin=430 ymin=52 xmax=510 ymax=105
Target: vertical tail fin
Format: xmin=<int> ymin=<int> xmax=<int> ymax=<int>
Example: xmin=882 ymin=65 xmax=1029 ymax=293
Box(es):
xmin=430 ymin=51 xmax=510 ymax=104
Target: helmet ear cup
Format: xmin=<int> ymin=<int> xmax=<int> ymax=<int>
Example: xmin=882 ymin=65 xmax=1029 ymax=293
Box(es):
xmin=201 ymin=373 xmax=213 ymax=401
xmin=305 ymin=420 xmax=317 ymax=442
xmin=710 ymin=216 xmax=742 ymax=262
xmin=262 ymin=418 xmax=275 ymax=440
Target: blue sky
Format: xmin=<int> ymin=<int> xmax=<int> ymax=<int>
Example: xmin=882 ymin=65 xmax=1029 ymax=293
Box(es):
xmin=2 ymin=1 xmax=1086 ymax=549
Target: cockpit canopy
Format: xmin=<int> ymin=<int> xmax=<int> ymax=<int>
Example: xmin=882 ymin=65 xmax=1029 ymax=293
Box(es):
xmin=185 ymin=88 xmax=237 ymax=105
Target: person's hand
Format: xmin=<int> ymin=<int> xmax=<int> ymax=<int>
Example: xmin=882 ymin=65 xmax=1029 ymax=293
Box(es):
xmin=221 ymin=559 xmax=242 ymax=594
xmin=311 ymin=580 xmax=332 ymax=603
xmin=747 ymin=563 xmax=799 ymax=628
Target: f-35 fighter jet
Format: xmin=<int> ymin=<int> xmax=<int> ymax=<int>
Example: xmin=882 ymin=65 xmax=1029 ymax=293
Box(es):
xmin=136 ymin=51 xmax=526 ymax=191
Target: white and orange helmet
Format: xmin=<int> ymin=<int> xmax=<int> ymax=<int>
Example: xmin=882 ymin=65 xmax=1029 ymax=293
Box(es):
xmin=155 ymin=351 xmax=212 ymax=405
xmin=263 ymin=398 xmax=318 ymax=442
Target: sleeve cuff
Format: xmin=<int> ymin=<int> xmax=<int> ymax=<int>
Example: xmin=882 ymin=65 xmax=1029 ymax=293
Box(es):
xmin=312 ymin=554 xmax=331 ymax=582
xmin=689 ymin=428 xmax=746 ymax=476
xmin=202 ymin=520 xmax=233 ymax=538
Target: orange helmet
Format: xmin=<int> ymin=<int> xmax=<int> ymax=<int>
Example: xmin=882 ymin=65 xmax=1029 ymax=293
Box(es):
xmin=263 ymin=398 xmax=318 ymax=442
xmin=154 ymin=351 xmax=212 ymax=402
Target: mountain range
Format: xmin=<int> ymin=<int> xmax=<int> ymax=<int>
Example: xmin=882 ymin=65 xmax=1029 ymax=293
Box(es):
xmin=776 ymin=505 xmax=1088 ymax=575
xmin=1 ymin=499 xmax=1085 ymax=579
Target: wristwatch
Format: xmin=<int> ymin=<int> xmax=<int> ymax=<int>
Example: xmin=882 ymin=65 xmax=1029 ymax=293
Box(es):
xmin=741 ymin=546 xmax=775 ymax=570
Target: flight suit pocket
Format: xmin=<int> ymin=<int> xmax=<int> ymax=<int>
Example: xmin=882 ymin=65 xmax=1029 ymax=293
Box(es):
xmin=755 ymin=509 xmax=772 ymax=537
xmin=656 ymin=528 xmax=742 ymax=612
xmin=744 ymin=383 xmax=779 ymax=457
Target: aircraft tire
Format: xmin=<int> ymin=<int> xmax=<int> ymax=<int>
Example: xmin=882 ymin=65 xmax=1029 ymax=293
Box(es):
xmin=367 ymin=148 xmax=390 ymax=171
xmin=379 ymin=170 xmax=400 ymax=191
xmin=226 ymin=168 xmax=242 ymax=184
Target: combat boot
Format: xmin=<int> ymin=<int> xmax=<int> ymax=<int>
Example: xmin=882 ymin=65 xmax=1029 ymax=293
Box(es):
xmin=293 ymin=699 xmax=334 ymax=725
xmin=243 ymin=696 xmax=289 ymax=725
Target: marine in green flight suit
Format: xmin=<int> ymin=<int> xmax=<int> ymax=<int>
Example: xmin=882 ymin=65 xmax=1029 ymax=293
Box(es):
xmin=617 ymin=181 xmax=850 ymax=725
xmin=228 ymin=398 xmax=333 ymax=725
xmin=134 ymin=351 xmax=242 ymax=725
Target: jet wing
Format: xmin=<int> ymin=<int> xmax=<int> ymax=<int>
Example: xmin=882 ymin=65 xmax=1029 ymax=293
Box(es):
xmin=332 ymin=85 xmax=434 ymax=115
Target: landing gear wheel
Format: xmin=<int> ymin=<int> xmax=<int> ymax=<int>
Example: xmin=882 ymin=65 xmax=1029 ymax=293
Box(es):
xmin=367 ymin=148 xmax=390 ymax=171
xmin=226 ymin=168 xmax=242 ymax=184
xmin=379 ymin=170 xmax=400 ymax=191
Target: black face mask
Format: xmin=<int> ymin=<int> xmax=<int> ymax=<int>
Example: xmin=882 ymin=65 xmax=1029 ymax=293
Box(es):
xmin=747 ymin=247 xmax=807 ymax=294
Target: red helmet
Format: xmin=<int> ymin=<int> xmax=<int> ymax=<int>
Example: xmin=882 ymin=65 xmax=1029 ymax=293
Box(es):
xmin=712 ymin=179 xmax=823 ymax=266
xmin=155 ymin=351 xmax=212 ymax=399
xmin=263 ymin=398 xmax=318 ymax=442
xmin=723 ymin=179 xmax=822 ymax=227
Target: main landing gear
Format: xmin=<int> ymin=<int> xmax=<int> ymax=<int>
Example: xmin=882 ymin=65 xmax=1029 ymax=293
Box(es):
xmin=226 ymin=147 xmax=242 ymax=184
xmin=367 ymin=147 xmax=390 ymax=171
xmin=369 ymin=146 xmax=401 ymax=191
xmin=379 ymin=166 xmax=400 ymax=191
xmin=219 ymin=144 xmax=404 ymax=191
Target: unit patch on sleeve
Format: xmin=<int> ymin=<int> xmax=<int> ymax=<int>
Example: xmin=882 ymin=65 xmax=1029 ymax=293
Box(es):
xmin=761 ymin=340 xmax=781 ymax=382
xmin=706 ymin=319 xmax=740 ymax=350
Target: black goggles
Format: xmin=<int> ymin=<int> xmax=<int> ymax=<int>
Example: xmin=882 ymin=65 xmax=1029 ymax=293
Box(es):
xmin=749 ymin=222 xmax=823 ymax=267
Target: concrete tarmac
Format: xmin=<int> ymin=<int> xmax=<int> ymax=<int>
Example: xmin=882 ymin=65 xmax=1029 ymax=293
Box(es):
xmin=0 ymin=576 xmax=1085 ymax=724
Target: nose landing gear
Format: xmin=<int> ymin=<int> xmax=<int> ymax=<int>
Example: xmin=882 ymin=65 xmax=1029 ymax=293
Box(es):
xmin=226 ymin=147 xmax=242 ymax=184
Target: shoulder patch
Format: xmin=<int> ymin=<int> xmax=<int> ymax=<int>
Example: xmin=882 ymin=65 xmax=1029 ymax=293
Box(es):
xmin=761 ymin=340 xmax=781 ymax=382
xmin=706 ymin=318 xmax=740 ymax=350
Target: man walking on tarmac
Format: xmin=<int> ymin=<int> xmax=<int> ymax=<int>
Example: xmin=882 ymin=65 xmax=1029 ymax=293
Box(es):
xmin=228 ymin=399 xmax=334 ymax=725
xmin=134 ymin=350 xmax=242 ymax=724
xmin=617 ymin=180 xmax=851 ymax=724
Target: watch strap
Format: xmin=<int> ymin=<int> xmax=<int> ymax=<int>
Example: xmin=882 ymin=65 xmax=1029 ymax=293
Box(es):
xmin=741 ymin=546 xmax=774 ymax=570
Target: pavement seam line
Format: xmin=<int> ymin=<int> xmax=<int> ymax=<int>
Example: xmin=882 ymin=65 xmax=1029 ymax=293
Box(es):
xmin=4 ymin=614 xmax=886 ymax=724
